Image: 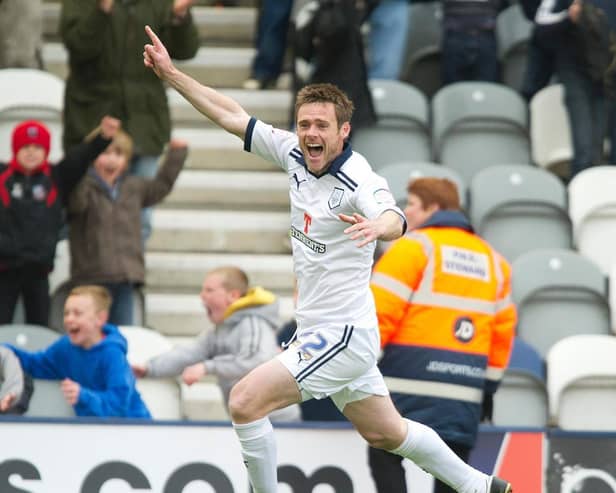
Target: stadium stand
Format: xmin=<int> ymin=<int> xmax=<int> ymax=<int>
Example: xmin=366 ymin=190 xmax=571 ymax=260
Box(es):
xmin=530 ymin=84 xmax=573 ymax=178
xmin=568 ymin=165 xmax=616 ymax=274
xmin=118 ymin=326 xmax=182 ymax=420
xmin=547 ymin=334 xmax=616 ymax=430
xmin=512 ymin=249 xmax=610 ymax=358
xmin=496 ymin=3 xmax=532 ymax=94
xmin=377 ymin=161 xmax=467 ymax=210
xmin=431 ymin=81 xmax=532 ymax=184
xmin=399 ymin=1 xmax=443 ymax=98
xmin=0 ymin=324 xmax=74 ymax=417
xmin=0 ymin=68 xmax=64 ymax=163
xmin=469 ymin=164 xmax=572 ymax=262
xmin=352 ymin=79 xmax=431 ymax=170
xmin=492 ymin=337 xmax=548 ymax=427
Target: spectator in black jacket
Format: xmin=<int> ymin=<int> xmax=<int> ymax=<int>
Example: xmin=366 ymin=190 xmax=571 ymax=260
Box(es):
xmin=535 ymin=0 xmax=616 ymax=177
xmin=0 ymin=116 xmax=120 ymax=326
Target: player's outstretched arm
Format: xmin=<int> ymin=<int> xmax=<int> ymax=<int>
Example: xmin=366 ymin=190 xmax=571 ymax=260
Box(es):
xmin=143 ymin=25 xmax=250 ymax=140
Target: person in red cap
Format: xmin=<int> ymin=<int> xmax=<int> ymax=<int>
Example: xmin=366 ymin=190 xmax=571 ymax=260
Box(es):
xmin=0 ymin=116 xmax=120 ymax=327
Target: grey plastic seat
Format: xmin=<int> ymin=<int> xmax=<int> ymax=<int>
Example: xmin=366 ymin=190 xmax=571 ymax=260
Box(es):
xmin=400 ymin=1 xmax=443 ymax=98
xmin=547 ymin=334 xmax=616 ymax=430
xmin=492 ymin=337 xmax=548 ymax=427
xmin=0 ymin=324 xmax=74 ymax=417
xmin=353 ymin=79 xmax=431 ymax=170
xmin=0 ymin=68 xmax=64 ymax=163
xmin=431 ymin=82 xmax=531 ymax=184
xmin=469 ymin=165 xmax=572 ymax=262
xmin=378 ymin=161 xmax=467 ymax=210
xmin=512 ymin=249 xmax=610 ymax=358
xmin=496 ymin=4 xmax=532 ymax=93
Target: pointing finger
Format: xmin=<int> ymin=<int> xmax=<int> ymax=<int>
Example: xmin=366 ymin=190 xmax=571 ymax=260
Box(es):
xmin=145 ymin=25 xmax=162 ymax=48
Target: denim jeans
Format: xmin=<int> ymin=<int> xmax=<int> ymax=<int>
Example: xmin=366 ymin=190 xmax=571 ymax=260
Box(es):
xmin=251 ymin=0 xmax=293 ymax=81
xmin=102 ymin=282 xmax=135 ymax=326
xmin=520 ymin=34 xmax=554 ymax=102
xmin=442 ymin=29 xmax=499 ymax=84
xmin=558 ymin=65 xmax=607 ymax=178
xmin=368 ymin=0 xmax=410 ymax=80
xmin=131 ymin=154 xmax=160 ymax=245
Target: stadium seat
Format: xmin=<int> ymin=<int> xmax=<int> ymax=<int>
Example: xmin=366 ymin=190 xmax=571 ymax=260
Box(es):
xmin=378 ymin=161 xmax=467 ymax=210
xmin=547 ymin=334 xmax=616 ymax=430
xmin=353 ymin=79 xmax=431 ymax=170
xmin=530 ymin=84 xmax=573 ymax=178
xmin=568 ymin=165 xmax=616 ymax=274
xmin=496 ymin=3 xmax=532 ymax=93
xmin=469 ymin=165 xmax=572 ymax=262
xmin=48 ymin=239 xmax=70 ymax=296
xmin=431 ymin=81 xmax=531 ymax=184
xmin=0 ymin=68 xmax=64 ymax=163
xmin=512 ymin=249 xmax=610 ymax=357
xmin=492 ymin=337 xmax=548 ymax=427
xmin=399 ymin=1 xmax=443 ymax=98
xmin=0 ymin=324 xmax=74 ymax=417
xmin=118 ymin=325 xmax=182 ymax=420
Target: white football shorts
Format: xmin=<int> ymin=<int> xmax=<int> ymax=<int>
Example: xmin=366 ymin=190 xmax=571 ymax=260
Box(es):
xmin=277 ymin=323 xmax=389 ymax=412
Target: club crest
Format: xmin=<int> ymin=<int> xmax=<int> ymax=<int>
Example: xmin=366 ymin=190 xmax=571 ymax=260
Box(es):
xmin=328 ymin=187 xmax=344 ymax=209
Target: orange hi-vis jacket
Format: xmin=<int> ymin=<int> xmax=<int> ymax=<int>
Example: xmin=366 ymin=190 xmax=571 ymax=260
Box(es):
xmin=371 ymin=211 xmax=516 ymax=446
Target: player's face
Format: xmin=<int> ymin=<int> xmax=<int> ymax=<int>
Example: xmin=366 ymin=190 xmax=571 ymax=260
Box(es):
xmin=16 ymin=144 xmax=46 ymax=173
xmin=93 ymin=145 xmax=129 ymax=185
xmin=296 ymin=102 xmax=350 ymax=176
xmin=200 ymin=273 xmax=235 ymax=324
xmin=63 ymin=294 xmax=106 ymax=349
xmin=404 ymin=193 xmax=438 ymax=230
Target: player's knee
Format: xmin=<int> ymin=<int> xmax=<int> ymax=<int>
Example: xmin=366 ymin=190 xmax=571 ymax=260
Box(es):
xmin=360 ymin=429 xmax=400 ymax=450
xmin=228 ymin=383 xmax=253 ymax=422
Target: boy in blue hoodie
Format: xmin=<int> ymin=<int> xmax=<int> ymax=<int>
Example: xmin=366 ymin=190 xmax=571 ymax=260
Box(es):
xmin=5 ymin=285 xmax=150 ymax=418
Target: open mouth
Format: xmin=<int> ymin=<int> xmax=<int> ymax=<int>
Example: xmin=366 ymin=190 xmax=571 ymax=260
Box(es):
xmin=306 ymin=143 xmax=323 ymax=158
xmin=67 ymin=327 xmax=80 ymax=337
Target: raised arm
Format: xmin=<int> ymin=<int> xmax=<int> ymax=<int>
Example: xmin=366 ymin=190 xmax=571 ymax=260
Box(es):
xmin=143 ymin=25 xmax=250 ymax=140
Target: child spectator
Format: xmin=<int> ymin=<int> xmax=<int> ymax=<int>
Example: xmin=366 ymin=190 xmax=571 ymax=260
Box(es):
xmin=0 ymin=116 xmax=120 ymax=326
xmin=132 ymin=266 xmax=301 ymax=422
xmin=4 ymin=285 xmax=150 ymax=418
xmin=67 ymin=132 xmax=188 ymax=326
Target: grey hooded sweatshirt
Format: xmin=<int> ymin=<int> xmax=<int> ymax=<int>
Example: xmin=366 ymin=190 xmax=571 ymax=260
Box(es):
xmin=146 ymin=287 xmax=301 ymax=422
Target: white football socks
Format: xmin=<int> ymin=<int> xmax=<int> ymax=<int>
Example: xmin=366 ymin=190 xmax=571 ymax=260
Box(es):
xmin=233 ymin=417 xmax=277 ymax=493
xmin=390 ymin=418 xmax=490 ymax=493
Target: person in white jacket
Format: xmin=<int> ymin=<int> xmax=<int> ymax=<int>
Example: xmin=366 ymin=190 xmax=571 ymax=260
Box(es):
xmin=132 ymin=266 xmax=300 ymax=422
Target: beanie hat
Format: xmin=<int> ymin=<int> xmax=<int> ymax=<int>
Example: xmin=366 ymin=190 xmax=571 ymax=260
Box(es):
xmin=11 ymin=120 xmax=51 ymax=157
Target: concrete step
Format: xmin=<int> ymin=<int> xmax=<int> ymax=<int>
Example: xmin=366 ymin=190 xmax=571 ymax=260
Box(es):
xmin=171 ymin=128 xmax=279 ymax=171
xmin=42 ymin=43 xmax=254 ymax=89
xmin=145 ymin=291 xmax=294 ymax=336
xmin=148 ymin=209 xmax=291 ymax=254
xmin=163 ymin=169 xmax=289 ymax=210
xmin=167 ymin=86 xmax=292 ymax=128
xmin=43 ymin=4 xmax=256 ymax=46
xmin=145 ymin=251 xmax=294 ymax=294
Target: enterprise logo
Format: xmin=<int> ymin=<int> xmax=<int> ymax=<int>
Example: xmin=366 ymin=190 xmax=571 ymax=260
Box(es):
xmin=290 ymin=226 xmax=326 ymax=254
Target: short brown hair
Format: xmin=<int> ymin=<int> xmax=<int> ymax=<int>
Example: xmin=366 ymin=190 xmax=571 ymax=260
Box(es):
xmin=295 ymin=83 xmax=354 ymax=128
xmin=407 ymin=177 xmax=460 ymax=211
xmin=208 ymin=266 xmax=249 ymax=296
xmin=68 ymin=285 xmax=112 ymax=313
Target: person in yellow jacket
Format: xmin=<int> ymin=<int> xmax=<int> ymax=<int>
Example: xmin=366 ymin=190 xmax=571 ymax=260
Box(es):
xmin=369 ymin=177 xmax=516 ymax=493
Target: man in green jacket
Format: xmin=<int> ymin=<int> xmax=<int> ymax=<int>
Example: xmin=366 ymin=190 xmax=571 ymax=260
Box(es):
xmin=60 ymin=0 xmax=198 ymax=241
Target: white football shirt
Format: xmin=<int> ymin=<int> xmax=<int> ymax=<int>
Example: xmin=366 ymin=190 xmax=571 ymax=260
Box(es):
xmin=245 ymin=118 xmax=405 ymax=330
